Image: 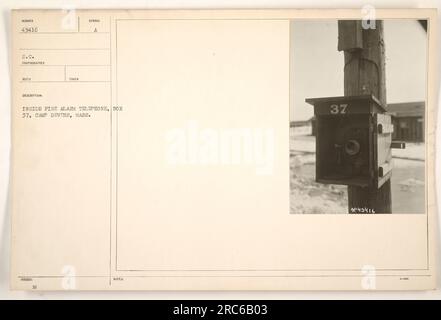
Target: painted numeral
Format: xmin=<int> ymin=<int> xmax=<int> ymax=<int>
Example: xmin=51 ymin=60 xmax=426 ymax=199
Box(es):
xmin=330 ymin=104 xmax=348 ymax=114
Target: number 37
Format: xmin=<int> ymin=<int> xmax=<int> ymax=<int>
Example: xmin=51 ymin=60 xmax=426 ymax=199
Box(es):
xmin=330 ymin=104 xmax=348 ymax=114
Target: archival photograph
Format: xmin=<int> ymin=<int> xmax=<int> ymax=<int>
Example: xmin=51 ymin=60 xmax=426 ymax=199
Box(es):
xmin=289 ymin=20 xmax=427 ymax=214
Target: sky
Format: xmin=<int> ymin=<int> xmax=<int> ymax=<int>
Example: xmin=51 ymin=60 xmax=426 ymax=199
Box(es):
xmin=290 ymin=20 xmax=428 ymax=121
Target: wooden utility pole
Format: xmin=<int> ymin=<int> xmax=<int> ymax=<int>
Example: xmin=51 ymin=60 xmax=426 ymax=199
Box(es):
xmin=338 ymin=20 xmax=392 ymax=213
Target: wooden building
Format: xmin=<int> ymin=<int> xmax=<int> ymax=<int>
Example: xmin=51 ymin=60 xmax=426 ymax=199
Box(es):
xmin=387 ymin=101 xmax=425 ymax=142
xmin=289 ymin=117 xmax=316 ymax=136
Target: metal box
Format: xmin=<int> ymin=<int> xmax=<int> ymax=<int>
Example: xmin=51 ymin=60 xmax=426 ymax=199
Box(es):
xmin=305 ymin=94 xmax=396 ymax=188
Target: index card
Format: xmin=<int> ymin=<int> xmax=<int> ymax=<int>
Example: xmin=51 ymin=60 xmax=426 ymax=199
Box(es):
xmin=10 ymin=9 xmax=438 ymax=291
